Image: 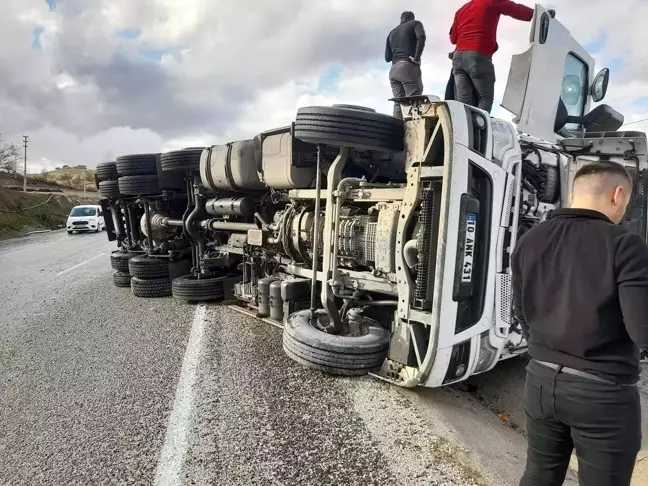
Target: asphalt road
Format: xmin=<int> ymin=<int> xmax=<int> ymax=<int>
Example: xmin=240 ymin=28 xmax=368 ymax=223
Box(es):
xmin=0 ymin=231 xmax=194 ymax=485
xmin=6 ymin=229 xmax=636 ymax=485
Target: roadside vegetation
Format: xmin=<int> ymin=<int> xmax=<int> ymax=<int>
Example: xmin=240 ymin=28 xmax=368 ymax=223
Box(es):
xmin=0 ymin=187 xmax=92 ymax=239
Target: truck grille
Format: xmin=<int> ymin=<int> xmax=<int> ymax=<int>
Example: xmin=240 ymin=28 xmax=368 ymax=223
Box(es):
xmin=72 ymin=221 xmax=88 ymax=226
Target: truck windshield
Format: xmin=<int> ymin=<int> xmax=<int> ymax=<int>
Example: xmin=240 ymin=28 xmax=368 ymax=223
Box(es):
xmin=69 ymin=207 xmax=96 ymax=217
xmin=561 ymin=54 xmax=588 ymax=130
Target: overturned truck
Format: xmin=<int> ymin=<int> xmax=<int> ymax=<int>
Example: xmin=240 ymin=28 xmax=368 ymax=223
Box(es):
xmin=99 ymin=6 xmax=648 ymax=388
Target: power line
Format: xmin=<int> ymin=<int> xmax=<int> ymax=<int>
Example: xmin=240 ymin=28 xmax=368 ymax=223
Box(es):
xmin=0 ymin=194 xmax=55 ymax=213
xmin=622 ymin=117 xmax=648 ymax=127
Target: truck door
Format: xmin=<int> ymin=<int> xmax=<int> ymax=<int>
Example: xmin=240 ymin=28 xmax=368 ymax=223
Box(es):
xmin=501 ymin=6 xmax=595 ymax=143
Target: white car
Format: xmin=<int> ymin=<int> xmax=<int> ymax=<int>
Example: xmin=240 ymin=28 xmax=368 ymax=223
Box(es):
xmin=66 ymin=205 xmax=105 ymax=234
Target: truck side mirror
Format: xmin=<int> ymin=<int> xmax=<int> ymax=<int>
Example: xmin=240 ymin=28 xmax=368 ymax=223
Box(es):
xmin=555 ymin=103 xmax=623 ymax=133
xmin=591 ymin=68 xmax=610 ymax=102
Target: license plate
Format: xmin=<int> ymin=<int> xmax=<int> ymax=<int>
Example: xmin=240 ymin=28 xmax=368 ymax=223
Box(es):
xmin=461 ymin=214 xmax=477 ymax=283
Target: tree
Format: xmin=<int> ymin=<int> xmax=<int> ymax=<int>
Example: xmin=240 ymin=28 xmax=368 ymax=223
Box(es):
xmin=0 ymin=134 xmax=20 ymax=176
xmin=59 ymin=173 xmax=73 ymax=186
xmin=35 ymin=168 xmax=49 ymax=182
xmin=74 ymin=164 xmax=87 ymax=169
xmin=62 ymin=164 xmax=71 ymax=169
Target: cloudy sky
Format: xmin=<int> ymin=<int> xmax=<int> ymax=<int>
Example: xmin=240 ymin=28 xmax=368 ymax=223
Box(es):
xmin=2 ymin=0 xmax=647 ymax=172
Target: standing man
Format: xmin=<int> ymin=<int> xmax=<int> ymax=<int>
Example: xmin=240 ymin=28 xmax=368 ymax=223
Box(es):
xmin=385 ymin=11 xmax=426 ymax=119
xmin=449 ymin=0 xmax=535 ymax=113
xmin=512 ymin=161 xmax=648 ymax=486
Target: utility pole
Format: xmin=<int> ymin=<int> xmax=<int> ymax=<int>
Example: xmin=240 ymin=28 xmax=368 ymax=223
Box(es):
xmin=84 ymin=170 xmax=87 ymax=195
xmin=23 ymin=135 xmax=28 ymax=193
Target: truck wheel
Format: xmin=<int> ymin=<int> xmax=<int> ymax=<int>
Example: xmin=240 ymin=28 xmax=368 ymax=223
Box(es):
xmin=118 ymin=175 xmax=160 ymax=196
xmin=282 ymin=310 xmax=390 ymax=376
xmin=131 ymin=276 xmax=172 ymax=298
xmin=116 ymin=154 xmax=159 ymax=176
xmin=172 ymin=275 xmax=227 ymax=302
xmin=99 ymin=180 xmax=121 ymax=199
xmin=160 ymin=148 xmax=205 ymax=172
xmin=539 ymin=165 xmax=559 ymax=203
xmin=294 ymin=106 xmax=404 ymax=153
xmin=110 ymin=251 xmax=137 ymax=272
xmin=128 ymin=255 xmax=169 ymax=279
xmin=332 ymin=104 xmax=376 ymax=113
xmin=113 ymin=271 xmax=132 ymax=288
xmin=96 ymin=161 xmax=118 ymax=182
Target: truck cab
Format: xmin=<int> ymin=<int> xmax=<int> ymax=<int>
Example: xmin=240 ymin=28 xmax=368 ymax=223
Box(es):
xmin=376 ymin=5 xmax=647 ymax=388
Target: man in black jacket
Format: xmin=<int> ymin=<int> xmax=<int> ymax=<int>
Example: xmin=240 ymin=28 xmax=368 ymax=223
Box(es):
xmin=385 ymin=11 xmax=426 ymax=119
xmin=513 ymin=161 xmax=648 ymax=486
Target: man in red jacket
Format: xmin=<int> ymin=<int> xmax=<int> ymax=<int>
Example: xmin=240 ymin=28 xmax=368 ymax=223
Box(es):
xmin=449 ymin=0 xmax=536 ymax=113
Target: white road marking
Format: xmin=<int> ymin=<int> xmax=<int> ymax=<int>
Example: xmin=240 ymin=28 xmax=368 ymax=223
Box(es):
xmin=154 ymin=304 xmax=208 ymax=486
xmin=56 ymin=252 xmax=107 ymax=277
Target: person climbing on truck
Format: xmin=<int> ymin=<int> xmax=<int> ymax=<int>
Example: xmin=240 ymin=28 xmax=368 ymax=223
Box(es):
xmin=449 ymin=0 xmax=538 ymax=113
xmin=385 ymin=11 xmax=426 ymax=119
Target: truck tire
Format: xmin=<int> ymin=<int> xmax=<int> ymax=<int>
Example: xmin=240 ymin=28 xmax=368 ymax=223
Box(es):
xmin=172 ymin=275 xmax=227 ymax=302
xmin=332 ymin=104 xmax=376 ymax=113
xmin=116 ymin=154 xmax=158 ymax=176
xmin=131 ymin=276 xmax=172 ymax=298
xmin=128 ymin=255 xmax=169 ymax=279
xmin=118 ymin=175 xmax=160 ymax=196
xmin=539 ymin=165 xmax=559 ymax=203
xmin=294 ymin=106 xmax=404 ymax=153
xmin=96 ymin=161 xmax=118 ymax=182
xmin=99 ymin=180 xmax=121 ymax=199
xmin=282 ymin=310 xmax=390 ymax=376
xmin=113 ymin=271 xmax=132 ymax=288
xmin=160 ymin=148 xmax=205 ymax=172
xmin=110 ymin=251 xmax=137 ymax=272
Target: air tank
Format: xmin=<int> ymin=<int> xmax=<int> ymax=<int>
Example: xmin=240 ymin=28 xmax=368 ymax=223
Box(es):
xmin=269 ymin=280 xmax=284 ymax=321
xmin=257 ymin=277 xmax=276 ymax=318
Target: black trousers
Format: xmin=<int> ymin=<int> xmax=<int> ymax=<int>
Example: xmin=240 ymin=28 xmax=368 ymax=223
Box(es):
xmin=452 ymin=50 xmax=496 ymax=113
xmin=444 ymin=70 xmax=455 ymax=101
xmin=520 ymin=360 xmax=641 ymax=486
xmin=389 ymin=61 xmax=423 ymax=119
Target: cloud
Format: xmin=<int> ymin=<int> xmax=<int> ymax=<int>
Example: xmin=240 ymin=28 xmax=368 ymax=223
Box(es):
xmin=0 ymin=0 xmax=646 ymax=170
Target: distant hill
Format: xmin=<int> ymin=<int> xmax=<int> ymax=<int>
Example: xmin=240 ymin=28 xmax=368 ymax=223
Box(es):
xmin=29 ymin=167 xmax=97 ymax=192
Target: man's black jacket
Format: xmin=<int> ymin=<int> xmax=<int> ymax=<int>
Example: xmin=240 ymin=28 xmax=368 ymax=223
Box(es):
xmin=511 ymin=208 xmax=648 ymax=384
xmin=385 ymin=20 xmax=426 ymax=64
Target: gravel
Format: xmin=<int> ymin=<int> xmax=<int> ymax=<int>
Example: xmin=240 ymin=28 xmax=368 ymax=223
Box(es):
xmin=183 ymin=306 xmax=487 ymax=485
xmin=341 ymin=378 xmax=487 ymax=486
xmin=183 ymin=306 xmax=396 ymax=486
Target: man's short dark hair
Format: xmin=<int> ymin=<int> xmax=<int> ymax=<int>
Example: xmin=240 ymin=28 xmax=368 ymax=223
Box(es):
xmin=401 ymin=11 xmax=415 ymax=22
xmin=573 ymin=161 xmax=633 ymax=195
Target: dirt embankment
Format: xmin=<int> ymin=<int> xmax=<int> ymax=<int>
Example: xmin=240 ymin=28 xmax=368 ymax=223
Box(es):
xmin=0 ymin=187 xmax=99 ymax=240
xmin=0 ymin=170 xmax=98 ymax=194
